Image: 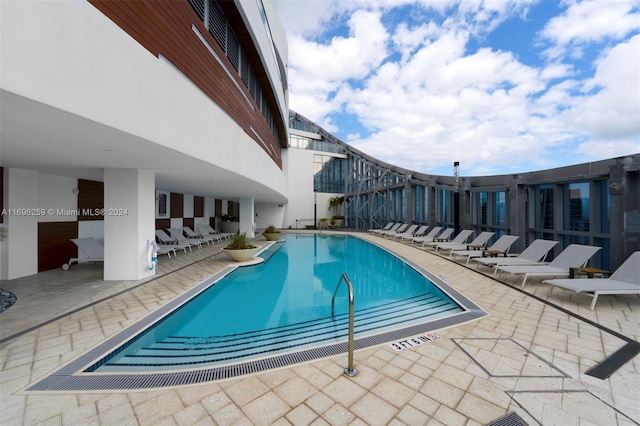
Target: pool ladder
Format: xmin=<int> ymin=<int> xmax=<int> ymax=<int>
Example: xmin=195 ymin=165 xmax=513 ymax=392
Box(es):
xmin=331 ymin=272 xmax=358 ymax=377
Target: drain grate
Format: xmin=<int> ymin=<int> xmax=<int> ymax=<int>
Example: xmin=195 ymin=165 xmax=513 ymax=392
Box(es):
xmin=487 ymin=412 xmax=528 ymax=426
xmin=585 ymin=341 xmax=640 ymax=380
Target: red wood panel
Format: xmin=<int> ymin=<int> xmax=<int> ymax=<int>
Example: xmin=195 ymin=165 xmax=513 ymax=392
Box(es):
xmin=38 ymin=222 xmax=78 ymax=272
xmin=183 ymin=217 xmax=195 ymax=231
xmin=215 ymin=199 xmax=222 ymax=218
xmin=194 ymin=196 xmax=204 ymax=217
xmin=89 ymin=0 xmax=284 ymax=168
xmin=170 ymin=193 xmax=184 ymax=218
xmin=155 ymin=218 xmax=171 ymax=230
xmin=78 ymin=179 xmax=104 ymax=221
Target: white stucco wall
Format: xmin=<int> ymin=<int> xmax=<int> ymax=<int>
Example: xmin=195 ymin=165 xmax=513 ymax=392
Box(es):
xmin=0 ymin=169 xmax=39 ymax=279
xmin=38 ymin=173 xmax=78 ymax=223
xmin=1 ymin=1 xmax=287 ymax=200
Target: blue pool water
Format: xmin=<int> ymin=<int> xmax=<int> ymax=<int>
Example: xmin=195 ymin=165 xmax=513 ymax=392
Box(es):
xmin=91 ymin=234 xmax=465 ymax=372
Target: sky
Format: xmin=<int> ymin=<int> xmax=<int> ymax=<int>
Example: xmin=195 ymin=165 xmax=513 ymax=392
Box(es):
xmin=271 ymin=0 xmax=640 ymax=176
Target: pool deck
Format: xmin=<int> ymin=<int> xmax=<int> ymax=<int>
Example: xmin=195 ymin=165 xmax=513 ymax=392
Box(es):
xmin=1 ymin=231 xmax=638 ymax=425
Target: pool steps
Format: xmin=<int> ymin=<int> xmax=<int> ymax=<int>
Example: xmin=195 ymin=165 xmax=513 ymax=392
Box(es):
xmin=97 ymin=292 xmax=461 ymax=370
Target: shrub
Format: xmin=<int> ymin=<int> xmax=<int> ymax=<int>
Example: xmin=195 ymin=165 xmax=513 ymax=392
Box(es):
xmin=225 ymin=233 xmax=256 ymax=250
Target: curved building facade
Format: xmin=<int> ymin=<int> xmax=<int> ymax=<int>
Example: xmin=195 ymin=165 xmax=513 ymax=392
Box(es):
xmin=0 ymin=0 xmax=289 ymax=280
xmin=286 ymin=111 xmax=639 ymax=272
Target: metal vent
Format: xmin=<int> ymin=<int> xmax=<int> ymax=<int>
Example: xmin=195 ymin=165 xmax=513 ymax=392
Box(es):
xmin=207 ymin=1 xmax=226 ymax=50
xmin=226 ymin=28 xmax=240 ymax=71
xmin=488 ymin=412 xmax=528 ymax=426
xmin=586 ymin=342 xmax=640 ymax=380
xmin=187 ymin=0 xmax=204 ymax=21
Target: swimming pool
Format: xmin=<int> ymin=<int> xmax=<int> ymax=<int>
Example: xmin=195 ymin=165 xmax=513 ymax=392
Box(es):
xmin=28 ymin=233 xmax=486 ymax=390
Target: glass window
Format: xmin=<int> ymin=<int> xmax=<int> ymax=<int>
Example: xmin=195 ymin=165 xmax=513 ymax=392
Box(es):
xmin=495 ymin=192 xmax=505 ymax=226
xmin=537 ymin=184 xmax=554 ymax=229
xmin=314 ymin=155 xmax=345 ymax=193
xmin=566 ymin=182 xmax=589 ymax=232
xmin=478 ymin=192 xmax=487 ymax=225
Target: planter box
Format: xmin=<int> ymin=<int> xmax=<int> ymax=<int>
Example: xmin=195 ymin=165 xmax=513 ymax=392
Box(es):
xmin=263 ymin=232 xmax=282 ymax=241
xmin=220 ymin=222 xmax=239 ymax=234
xmin=222 ymin=247 xmax=260 ymax=262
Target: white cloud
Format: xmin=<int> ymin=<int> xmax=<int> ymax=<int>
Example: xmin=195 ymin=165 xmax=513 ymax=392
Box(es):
xmin=286 ymin=9 xmax=389 ymax=124
xmin=567 ymin=35 xmax=640 ymax=155
xmin=276 ymin=0 xmax=640 ymax=175
xmin=540 ymin=0 xmax=640 ymax=59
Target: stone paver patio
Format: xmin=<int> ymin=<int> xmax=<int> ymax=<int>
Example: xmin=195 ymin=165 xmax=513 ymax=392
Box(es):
xmin=1 ymin=231 xmax=638 ymax=425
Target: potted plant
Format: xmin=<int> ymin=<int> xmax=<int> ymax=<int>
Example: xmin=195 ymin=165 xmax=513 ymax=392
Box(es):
xmin=220 ymin=213 xmax=240 ymax=234
xmin=328 ymin=196 xmax=345 ymax=227
xmin=222 ymin=232 xmax=261 ymax=262
xmin=263 ymin=225 xmax=282 ymax=241
xmin=319 ymin=218 xmax=328 ymax=229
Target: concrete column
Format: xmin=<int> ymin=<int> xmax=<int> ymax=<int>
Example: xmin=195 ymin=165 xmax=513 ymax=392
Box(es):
xmin=103 ymin=169 xmax=155 ymax=281
xmin=610 ymin=159 xmax=639 ymax=270
xmin=404 ymin=174 xmax=413 ymax=224
xmin=239 ymin=197 xmax=255 ymax=237
xmin=0 ymin=168 xmax=39 ymax=279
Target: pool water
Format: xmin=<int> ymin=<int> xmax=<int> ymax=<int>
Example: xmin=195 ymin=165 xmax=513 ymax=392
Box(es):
xmin=91 ymin=234 xmax=464 ymax=372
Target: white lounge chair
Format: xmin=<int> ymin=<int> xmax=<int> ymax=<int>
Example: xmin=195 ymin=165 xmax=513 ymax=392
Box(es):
xmin=436 ymin=231 xmax=492 ymax=252
xmin=63 ymin=237 xmax=104 ymax=270
xmin=393 ymin=224 xmax=419 ymax=240
xmin=155 ymin=229 xmax=193 ymax=252
xmin=495 ymin=244 xmax=602 ymax=289
xmin=198 ymin=224 xmax=232 ymax=240
xmin=382 ymin=223 xmax=409 ymax=237
xmin=369 ymin=222 xmax=394 ymax=233
xmin=413 ymin=227 xmax=447 ymax=246
xmin=186 ymin=226 xmax=223 ymax=244
xmin=423 ymin=229 xmax=471 ymax=249
xmin=410 ymin=227 xmax=442 ymax=245
xmin=374 ymin=223 xmax=401 ymax=235
xmin=472 ymin=239 xmax=559 ymax=272
xmin=401 ymin=225 xmax=429 ymax=242
xmin=451 ymin=235 xmax=520 ymax=264
xmin=182 ymin=226 xmax=217 ymax=245
xmin=544 ymin=251 xmax=640 ymax=310
xmin=168 ymin=228 xmax=203 ymax=249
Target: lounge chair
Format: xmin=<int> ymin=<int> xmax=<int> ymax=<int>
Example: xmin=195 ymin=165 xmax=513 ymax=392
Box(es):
xmin=495 ymin=244 xmax=602 ymax=289
xmin=381 ymin=223 xmax=409 ymax=237
xmin=435 ymin=230 xmax=490 ymax=252
xmin=369 ymin=222 xmax=394 ymax=233
xmin=472 ymin=239 xmax=559 ymax=273
xmin=413 ymin=227 xmax=447 ymax=246
xmin=198 ymin=224 xmax=232 ymax=240
xmin=155 ymin=229 xmax=193 ymax=252
xmin=63 ymin=237 xmax=104 ymax=270
xmin=401 ymin=225 xmax=429 ymax=242
xmin=393 ymin=224 xmax=419 ymax=240
xmin=374 ymin=223 xmax=401 ymax=235
xmin=451 ymin=235 xmax=519 ymax=264
xmin=423 ymin=229 xmax=472 ymax=249
xmin=544 ymin=251 xmax=640 ymax=310
xmin=411 ymin=226 xmax=442 ymax=245
xmin=182 ymin=226 xmax=218 ymax=245
xmin=168 ymin=228 xmax=203 ymax=248
xmin=441 ymin=231 xmax=494 ymax=253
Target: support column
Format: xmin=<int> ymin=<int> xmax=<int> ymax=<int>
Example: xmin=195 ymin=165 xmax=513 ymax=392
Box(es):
xmin=0 ymin=168 xmax=39 ymax=279
xmin=239 ymin=197 xmax=255 ymax=237
xmin=103 ymin=169 xmax=155 ymax=281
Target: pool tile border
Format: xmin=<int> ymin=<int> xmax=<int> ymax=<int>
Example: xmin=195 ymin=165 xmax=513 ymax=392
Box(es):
xmin=24 ymin=235 xmax=487 ymax=392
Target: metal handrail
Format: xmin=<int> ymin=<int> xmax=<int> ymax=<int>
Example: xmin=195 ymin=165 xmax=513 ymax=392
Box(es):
xmin=331 ymin=272 xmax=357 ymax=377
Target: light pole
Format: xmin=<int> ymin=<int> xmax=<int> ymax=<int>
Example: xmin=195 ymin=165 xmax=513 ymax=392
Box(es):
xmin=454 ymin=162 xmax=460 ymax=233
xmin=314 ymin=191 xmax=317 ymax=230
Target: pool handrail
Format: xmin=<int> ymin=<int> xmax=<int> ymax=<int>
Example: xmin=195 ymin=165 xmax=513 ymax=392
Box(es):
xmin=331 ymin=272 xmax=358 ymax=377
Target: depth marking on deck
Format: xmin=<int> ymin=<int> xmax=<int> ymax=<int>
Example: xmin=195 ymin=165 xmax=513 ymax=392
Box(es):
xmin=389 ymin=333 xmax=441 ymax=350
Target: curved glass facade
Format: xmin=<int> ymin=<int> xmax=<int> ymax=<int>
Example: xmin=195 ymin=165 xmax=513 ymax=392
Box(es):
xmin=289 ymin=110 xmax=640 ymax=271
